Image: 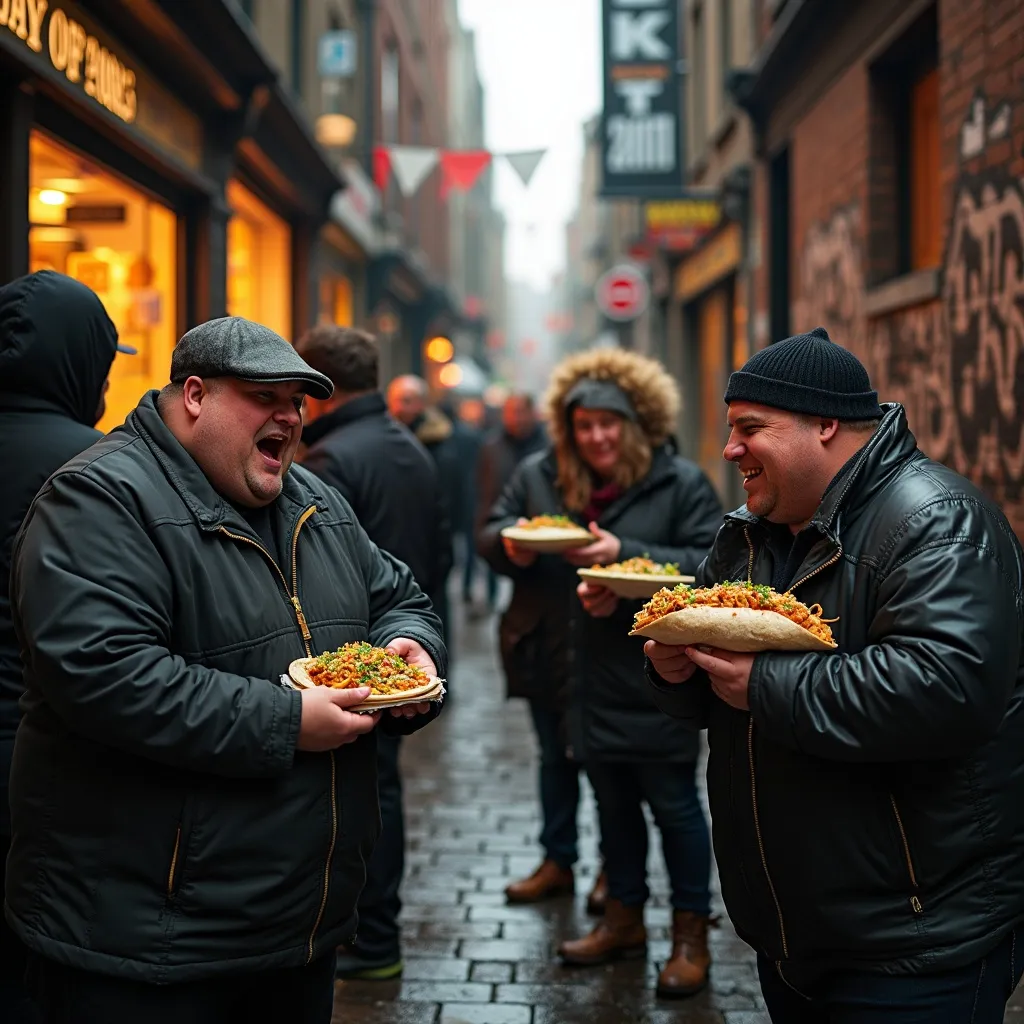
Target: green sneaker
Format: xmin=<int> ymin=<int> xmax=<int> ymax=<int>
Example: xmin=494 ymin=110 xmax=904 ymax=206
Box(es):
xmin=335 ymin=952 xmax=404 ymax=981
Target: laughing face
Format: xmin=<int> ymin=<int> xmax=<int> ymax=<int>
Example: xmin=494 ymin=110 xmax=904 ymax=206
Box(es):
xmin=571 ymin=406 xmax=623 ymax=478
xmin=188 ymin=378 xmax=306 ymax=507
xmin=723 ymin=401 xmax=830 ymax=527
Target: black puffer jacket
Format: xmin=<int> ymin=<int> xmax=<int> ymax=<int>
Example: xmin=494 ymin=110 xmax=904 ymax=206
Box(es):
xmin=0 ymin=271 xmax=118 ymax=836
xmin=480 ymin=446 xmax=722 ymax=762
xmin=301 ymin=393 xmax=452 ymax=605
xmin=7 ymin=392 xmax=445 ymax=983
xmin=649 ymin=405 xmax=1024 ymax=987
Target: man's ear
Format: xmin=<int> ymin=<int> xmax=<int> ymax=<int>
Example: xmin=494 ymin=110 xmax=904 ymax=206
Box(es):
xmin=182 ymin=376 xmax=207 ymax=420
xmin=819 ymin=418 xmax=840 ymax=443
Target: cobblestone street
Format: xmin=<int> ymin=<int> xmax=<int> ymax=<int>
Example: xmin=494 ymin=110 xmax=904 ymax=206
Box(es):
xmin=332 ymin=596 xmax=764 ymax=1024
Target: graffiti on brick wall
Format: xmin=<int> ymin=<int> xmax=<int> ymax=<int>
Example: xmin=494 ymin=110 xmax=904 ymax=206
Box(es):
xmin=943 ymin=167 xmax=1024 ymax=506
xmin=794 ymin=205 xmax=865 ymax=356
xmin=795 ymin=94 xmax=1024 ymax=529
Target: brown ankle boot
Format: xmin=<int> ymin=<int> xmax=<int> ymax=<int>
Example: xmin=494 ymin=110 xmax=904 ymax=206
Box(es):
xmin=558 ymin=898 xmax=646 ymax=965
xmin=504 ymin=859 xmax=574 ymax=904
xmin=656 ymin=910 xmax=713 ymax=998
xmin=586 ymin=869 xmax=608 ymax=916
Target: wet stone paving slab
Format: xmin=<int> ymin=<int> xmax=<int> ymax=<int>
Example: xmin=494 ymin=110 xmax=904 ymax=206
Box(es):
xmin=332 ymin=598 xmax=1024 ymax=1024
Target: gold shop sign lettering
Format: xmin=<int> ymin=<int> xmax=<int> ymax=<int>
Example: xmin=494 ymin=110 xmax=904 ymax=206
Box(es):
xmin=1 ymin=0 xmax=136 ymax=123
xmin=675 ymin=222 xmax=743 ymax=303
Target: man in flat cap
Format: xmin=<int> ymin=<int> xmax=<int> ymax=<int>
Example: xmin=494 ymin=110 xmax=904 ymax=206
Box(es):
xmin=646 ymin=327 xmax=1024 ymax=1020
xmin=7 ymin=316 xmax=445 ymax=1023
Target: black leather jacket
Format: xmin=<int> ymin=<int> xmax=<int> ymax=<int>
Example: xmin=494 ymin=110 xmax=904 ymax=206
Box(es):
xmin=649 ymin=405 xmax=1024 ymax=988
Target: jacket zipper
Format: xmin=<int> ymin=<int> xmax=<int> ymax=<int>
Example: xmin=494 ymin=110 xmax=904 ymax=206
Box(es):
xmin=307 ymin=750 xmax=339 ymax=962
xmin=217 ymin=505 xmax=317 ymax=655
xmin=167 ymin=825 xmax=182 ymax=898
xmin=219 ymin=506 xmax=339 ymax=961
xmin=889 ymin=794 xmax=923 ymax=913
xmin=748 ymin=717 xmax=789 ymax=958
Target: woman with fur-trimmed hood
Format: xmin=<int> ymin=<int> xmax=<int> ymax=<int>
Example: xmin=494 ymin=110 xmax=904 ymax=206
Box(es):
xmin=479 ymin=348 xmax=724 ymax=999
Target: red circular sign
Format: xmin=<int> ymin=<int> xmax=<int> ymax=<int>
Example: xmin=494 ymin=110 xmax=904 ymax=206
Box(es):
xmin=596 ymin=265 xmax=650 ymax=322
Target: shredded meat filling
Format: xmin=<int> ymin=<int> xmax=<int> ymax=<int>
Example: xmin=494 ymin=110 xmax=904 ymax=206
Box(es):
xmin=518 ymin=515 xmax=580 ymax=530
xmin=306 ymin=642 xmax=429 ymax=693
xmin=591 ymin=555 xmax=680 ymax=575
xmin=633 ymin=581 xmax=837 ymax=645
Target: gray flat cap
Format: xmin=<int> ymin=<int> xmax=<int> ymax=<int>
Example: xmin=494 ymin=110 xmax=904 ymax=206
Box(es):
xmin=170 ymin=317 xmax=333 ymax=400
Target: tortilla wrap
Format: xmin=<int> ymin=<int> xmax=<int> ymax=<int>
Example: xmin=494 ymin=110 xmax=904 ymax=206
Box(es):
xmin=577 ymin=567 xmax=695 ymax=600
xmin=629 ymin=606 xmax=836 ymax=651
xmin=501 ymin=525 xmax=593 ymax=552
xmin=287 ymin=658 xmax=444 ymax=707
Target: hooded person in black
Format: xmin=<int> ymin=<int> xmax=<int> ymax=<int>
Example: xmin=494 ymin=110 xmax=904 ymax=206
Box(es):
xmin=0 ymin=270 xmax=121 ymax=1022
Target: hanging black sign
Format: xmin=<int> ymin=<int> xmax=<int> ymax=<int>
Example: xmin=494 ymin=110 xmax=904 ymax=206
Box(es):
xmin=600 ymin=0 xmax=682 ymax=197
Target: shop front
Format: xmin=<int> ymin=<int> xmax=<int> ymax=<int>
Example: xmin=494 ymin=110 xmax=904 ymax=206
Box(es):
xmin=673 ymin=221 xmax=747 ymax=506
xmin=1 ymin=1 xmax=344 ymax=430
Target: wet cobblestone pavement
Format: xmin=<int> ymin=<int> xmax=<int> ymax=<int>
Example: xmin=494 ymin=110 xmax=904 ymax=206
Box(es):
xmin=333 ymin=594 xmax=1024 ymax=1024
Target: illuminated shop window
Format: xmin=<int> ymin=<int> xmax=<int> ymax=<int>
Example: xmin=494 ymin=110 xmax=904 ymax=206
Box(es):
xmin=28 ymin=131 xmax=178 ymax=433
xmin=318 ymin=273 xmax=353 ymax=327
xmin=226 ymin=180 xmax=292 ymax=340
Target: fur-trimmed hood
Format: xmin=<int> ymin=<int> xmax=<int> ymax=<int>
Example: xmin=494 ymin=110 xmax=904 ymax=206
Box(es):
xmin=544 ymin=347 xmax=680 ymax=449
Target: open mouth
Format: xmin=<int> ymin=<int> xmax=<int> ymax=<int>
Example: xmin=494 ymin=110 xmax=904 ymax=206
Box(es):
xmin=256 ymin=435 xmax=287 ymax=468
xmin=741 ymin=467 xmax=763 ymax=487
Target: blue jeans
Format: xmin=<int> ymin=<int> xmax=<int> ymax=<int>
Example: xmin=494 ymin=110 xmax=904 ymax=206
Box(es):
xmin=529 ymin=703 xmax=580 ymax=869
xmin=758 ymin=925 xmax=1024 ymax=1022
xmin=585 ymin=760 xmax=712 ymax=915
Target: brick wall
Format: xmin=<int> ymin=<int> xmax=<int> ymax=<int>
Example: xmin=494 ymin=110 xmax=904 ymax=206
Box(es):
xmin=771 ymin=0 xmax=1024 ymax=536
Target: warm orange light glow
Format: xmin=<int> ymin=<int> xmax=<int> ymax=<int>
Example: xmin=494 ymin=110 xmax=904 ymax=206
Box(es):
xmin=425 ymin=336 xmax=454 ymax=363
xmin=38 ymin=189 xmax=68 ymax=206
xmin=439 ymin=363 xmax=463 ymax=388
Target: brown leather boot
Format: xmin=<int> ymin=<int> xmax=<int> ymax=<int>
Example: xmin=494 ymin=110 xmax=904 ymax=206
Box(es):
xmin=558 ymin=898 xmax=646 ymax=965
xmin=586 ymin=868 xmax=608 ymax=916
xmin=656 ymin=910 xmax=712 ymax=998
xmin=504 ymin=859 xmax=574 ymax=904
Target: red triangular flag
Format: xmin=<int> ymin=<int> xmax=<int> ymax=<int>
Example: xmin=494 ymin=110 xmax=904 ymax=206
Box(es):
xmin=440 ymin=150 xmax=492 ymax=198
xmin=373 ymin=146 xmax=392 ymax=193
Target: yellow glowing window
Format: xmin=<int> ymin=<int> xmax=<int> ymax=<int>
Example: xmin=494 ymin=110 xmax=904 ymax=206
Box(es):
xmin=28 ymin=131 xmax=178 ymax=434
xmin=227 ymin=180 xmax=292 ymax=340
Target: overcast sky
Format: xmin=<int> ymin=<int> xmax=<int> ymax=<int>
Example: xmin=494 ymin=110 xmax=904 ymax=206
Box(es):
xmin=457 ymin=0 xmax=602 ymax=292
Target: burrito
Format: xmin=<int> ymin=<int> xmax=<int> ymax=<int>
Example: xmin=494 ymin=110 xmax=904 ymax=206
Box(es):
xmin=629 ymin=581 xmax=838 ymax=652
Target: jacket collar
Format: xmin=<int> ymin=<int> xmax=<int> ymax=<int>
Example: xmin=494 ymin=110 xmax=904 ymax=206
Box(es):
xmin=129 ymin=390 xmax=329 ymax=534
xmin=724 ymin=403 xmax=919 ymax=542
xmin=301 ymin=392 xmax=385 ymax=447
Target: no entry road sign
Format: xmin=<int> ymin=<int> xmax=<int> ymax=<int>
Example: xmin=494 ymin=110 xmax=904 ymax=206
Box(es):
xmin=596 ymin=264 xmax=650 ymax=322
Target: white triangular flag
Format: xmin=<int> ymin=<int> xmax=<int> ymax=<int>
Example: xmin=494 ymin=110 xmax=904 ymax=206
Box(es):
xmin=388 ymin=146 xmax=440 ymax=196
xmin=504 ymin=149 xmax=547 ymax=187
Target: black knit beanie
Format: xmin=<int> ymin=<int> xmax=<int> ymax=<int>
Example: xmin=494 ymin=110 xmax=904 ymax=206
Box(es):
xmin=724 ymin=326 xmax=883 ymax=420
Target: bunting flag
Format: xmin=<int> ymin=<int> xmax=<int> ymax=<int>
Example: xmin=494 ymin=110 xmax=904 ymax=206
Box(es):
xmin=370 ymin=145 xmax=549 ymax=198
xmin=440 ymin=150 xmax=493 ymax=198
xmin=504 ymin=149 xmax=547 ymax=187
xmin=372 ymin=146 xmax=391 ymax=193
xmin=389 ymin=145 xmax=441 ymax=196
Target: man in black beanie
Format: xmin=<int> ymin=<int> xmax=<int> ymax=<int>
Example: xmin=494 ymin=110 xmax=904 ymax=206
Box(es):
xmin=646 ymin=326 xmax=1024 ymax=1020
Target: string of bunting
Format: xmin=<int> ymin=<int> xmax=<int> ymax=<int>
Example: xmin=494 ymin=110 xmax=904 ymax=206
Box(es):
xmin=373 ymin=145 xmax=547 ymax=198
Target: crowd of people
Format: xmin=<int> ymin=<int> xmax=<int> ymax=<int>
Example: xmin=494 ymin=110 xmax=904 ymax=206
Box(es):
xmin=1 ymin=268 xmax=1023 ymax=1024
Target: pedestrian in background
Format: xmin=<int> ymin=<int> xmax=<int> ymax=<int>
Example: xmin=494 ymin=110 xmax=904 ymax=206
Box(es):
xmin=480 ymin=350 xmax=722 ymax=1001
xmin=475 ymin=393 xmax=547 ymax=615
xmin=7 ymin=317 xmax=444 ymax=1024
xmin=387 ymin=375 xmax=458 ymax=646
xmin=297 ymin=325 xmax=450 ymax=981
xmin=648 ymin=328 xmax=1024 ymax=1020
xmin=449 ymin=396 xmax=487 ymax=612
xmin=0 ymin=271 xmax=132 ymax=1024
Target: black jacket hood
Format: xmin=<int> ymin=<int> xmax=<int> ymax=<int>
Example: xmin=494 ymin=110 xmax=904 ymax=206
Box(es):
xmin=0 ymin=270 xmax=118 ymax=426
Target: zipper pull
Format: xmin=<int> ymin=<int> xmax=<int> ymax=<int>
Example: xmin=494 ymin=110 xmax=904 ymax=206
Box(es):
xmin=291 ymin=596 xmax=312 ymax=641
xmin=910 ymin=896 xmax=923 ymax=913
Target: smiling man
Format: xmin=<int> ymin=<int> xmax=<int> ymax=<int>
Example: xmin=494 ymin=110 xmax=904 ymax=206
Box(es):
xmin=6 ymin=317 xmax=445 ymax=1024
xmin=646 ymin=327 xmax=1024 ymax=1022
